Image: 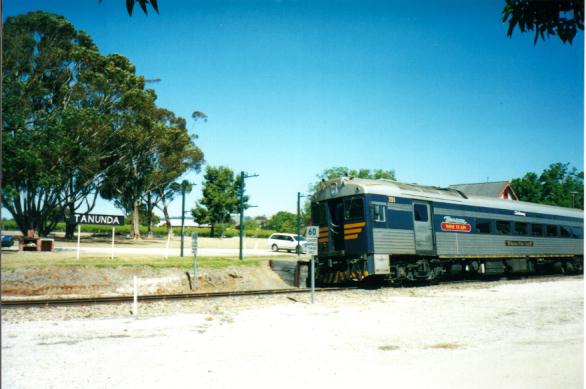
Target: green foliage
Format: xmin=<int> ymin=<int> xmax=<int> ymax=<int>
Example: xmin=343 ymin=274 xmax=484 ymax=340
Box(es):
xmin=266 ymin=211 xmax=299 ymax=233
xmin=1 ymin=12 xmax=203 ymax=239
xmin=192 ymin=166 xmax=248 ymax=237
xmin=511 ymin=163 xmax=584 ymax=208
xmin=310 ymin=166 xmax=396 ymax=192
xmin=2 ymin=12 xmax=104 ymax=237
xmin=502 ymin=0 xmax=584 ymax=44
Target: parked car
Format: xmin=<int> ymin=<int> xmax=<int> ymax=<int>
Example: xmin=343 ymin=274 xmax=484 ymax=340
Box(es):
xmin=1 ymin=234 xmax=14 ymax=248
xmin=267 ymin=233 xmax=307 ymax=253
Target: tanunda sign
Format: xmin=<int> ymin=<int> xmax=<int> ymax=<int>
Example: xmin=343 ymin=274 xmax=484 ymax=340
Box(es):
xmin=71 ymin=213 xmax=124 ymax=226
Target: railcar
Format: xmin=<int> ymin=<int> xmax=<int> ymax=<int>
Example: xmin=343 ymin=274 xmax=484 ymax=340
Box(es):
xmin=311 ymin=177 xmax=584 ymax=284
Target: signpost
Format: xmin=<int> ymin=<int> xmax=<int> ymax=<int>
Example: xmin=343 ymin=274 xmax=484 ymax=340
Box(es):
xmin=72 ymin=213 xmax=124 ymax=260
xmin=191 ymin=232 xmax=198 ymax=288
xmin=305 ymin=226 xmax=319 ymax=304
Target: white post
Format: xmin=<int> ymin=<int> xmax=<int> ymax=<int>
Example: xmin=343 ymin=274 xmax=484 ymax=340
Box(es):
xmin=76 ymin=224 xmax=81 ymax=260
xmin=111 ymin=227 xmax=115 ymax=260
xmin=165 ymin=232 xmax=171 ymax=259
xmin=133 ymin=276 xmax=138 ymax=317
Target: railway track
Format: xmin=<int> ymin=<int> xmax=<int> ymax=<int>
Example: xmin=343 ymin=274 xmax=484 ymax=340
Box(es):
xmin=0 ymin=287 xmax=353 ymax=308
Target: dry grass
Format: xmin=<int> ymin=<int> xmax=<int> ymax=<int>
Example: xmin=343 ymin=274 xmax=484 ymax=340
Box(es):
xmin=378 ymin=344 xmax=400 ymax=351
xmin=426 ymin=342 xmax=462 ymax=349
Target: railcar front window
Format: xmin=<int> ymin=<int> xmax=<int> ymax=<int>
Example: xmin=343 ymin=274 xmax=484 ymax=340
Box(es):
xmin=496 ymin=220 xmax=510 ymax=235
xmin=344 ymin=198 xmax=364 ymax=220
xmin=313 ymin=204 xmax=327 ymax=225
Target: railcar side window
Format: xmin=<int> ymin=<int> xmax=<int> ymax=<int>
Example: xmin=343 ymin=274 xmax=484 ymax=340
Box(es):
xmin=546 ymin=225 xmax=558 ymax=237
xmin=531 ymin=224 xmax=544 ymax=237
xmin=560 ymin=226 xmax=572 ymax=238
xmin=413 ymin=204 xmax=428 ymax=222
xmin=344 ymin=198 xmax=364 ymax=220
xmin=496 ymin=220 xmax=511 ymax=235
xmin=514 ymin=222 xmax=527 ymax=236
xmin=571 ymin=227 xmax=583 ymax=239
xmin=475 ymin=219 xmax=492 ymax=234
xmin=371 ymin=204 xmax=386 ymax=222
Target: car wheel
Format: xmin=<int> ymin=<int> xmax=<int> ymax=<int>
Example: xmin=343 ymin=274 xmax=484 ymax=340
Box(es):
xmin=271 ymin=244 xmax=278 ymax=252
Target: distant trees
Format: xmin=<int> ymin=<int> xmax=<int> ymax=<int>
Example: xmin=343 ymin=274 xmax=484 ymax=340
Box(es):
xmin=192 ymin=166 xmax=248 ymax=237
xmin=502 ymin=0 xmax=584 ymax=44
xmin=511 ymin=163 xmax=583 ymax=208
xmin=311 ymin=166 xmax=396 ymax=192
xmin=265 ymin=211 xmax=297 ymax=233
xmin=2 ymin=12 xmax=204 ymax=238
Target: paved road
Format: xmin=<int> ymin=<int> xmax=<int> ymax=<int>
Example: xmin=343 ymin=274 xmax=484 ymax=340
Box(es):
xmin=56 ymin=246 xmax=294 ymax=257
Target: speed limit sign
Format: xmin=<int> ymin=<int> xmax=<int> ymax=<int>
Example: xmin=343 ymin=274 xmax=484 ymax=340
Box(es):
xmin=305 ymin=226 xmax=319 ymax=255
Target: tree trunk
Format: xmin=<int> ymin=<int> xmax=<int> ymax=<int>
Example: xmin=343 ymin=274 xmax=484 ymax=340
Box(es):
xmin=64 ymin=201 xmax=76 ymax=240
xmin=146 ymin=193 xmax=153 ymax=239
xmin=132 ymin=201 xmax=141 ymax=239
xmin=162 ymin=203 xmax=173 ymax=237
xmin=210 ymin=223 xmax=215 ymax=238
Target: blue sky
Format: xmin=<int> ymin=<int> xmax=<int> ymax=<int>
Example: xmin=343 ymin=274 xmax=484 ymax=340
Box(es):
xmin=4 ymin=0 xmax=584 ymax=218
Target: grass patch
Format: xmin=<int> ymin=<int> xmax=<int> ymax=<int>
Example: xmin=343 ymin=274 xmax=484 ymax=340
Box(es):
xmin=426 ymin=342 xmax=462 ymax=350
xmin=0 ymin=254 xmax=267 ymax=270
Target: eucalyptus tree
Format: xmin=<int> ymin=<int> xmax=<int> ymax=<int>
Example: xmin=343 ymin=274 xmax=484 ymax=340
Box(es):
xmin=2 ymin=12 xmax=118 ymax=237
xmin=144 ymin=109 xmax=205 ymax=237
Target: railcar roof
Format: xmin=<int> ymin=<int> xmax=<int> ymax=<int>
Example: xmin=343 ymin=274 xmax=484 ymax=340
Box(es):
xmin=312 ymin=177 xmax=584 ymax=219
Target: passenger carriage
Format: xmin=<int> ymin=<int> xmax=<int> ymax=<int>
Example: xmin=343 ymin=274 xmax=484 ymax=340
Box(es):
xmin=311 ymin=177 xmax=584 ymax=284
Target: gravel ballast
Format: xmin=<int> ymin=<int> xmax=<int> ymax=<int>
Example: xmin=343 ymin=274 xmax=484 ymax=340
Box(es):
xmin=1 ymin=277 xmax=583 ymax=388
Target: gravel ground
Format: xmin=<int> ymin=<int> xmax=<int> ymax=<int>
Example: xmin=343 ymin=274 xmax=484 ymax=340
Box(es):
xmin=1 ymin=276 xmax=583 ymax=388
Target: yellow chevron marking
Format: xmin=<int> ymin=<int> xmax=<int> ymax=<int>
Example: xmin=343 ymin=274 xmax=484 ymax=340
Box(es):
xmin=344 ymin=234 xmax=359 ymax=240
xmin=344 ymin=222 xmax=366 ymax=229
xmin=319 ymin=227 xmax=328 ymax=232
xmin=344 ymin=228 xmax=362 ymax=234
xmin=319 ymin=238 xmax=328 ymax=243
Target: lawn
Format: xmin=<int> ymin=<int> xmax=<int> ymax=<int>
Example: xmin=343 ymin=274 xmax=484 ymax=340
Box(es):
xmin=0 ymin=252 xmax=267 ymax=270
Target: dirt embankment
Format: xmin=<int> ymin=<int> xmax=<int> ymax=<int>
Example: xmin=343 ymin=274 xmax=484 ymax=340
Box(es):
xmin=1 ymin=264 xmax=289 ymax=298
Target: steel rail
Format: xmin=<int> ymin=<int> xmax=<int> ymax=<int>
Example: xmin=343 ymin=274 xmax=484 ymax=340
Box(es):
xmin=0 ymin=287 xmax=354 ymax=308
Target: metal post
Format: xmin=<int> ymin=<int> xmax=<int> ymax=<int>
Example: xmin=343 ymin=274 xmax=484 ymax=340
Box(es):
xmin=133 ymin=276 xmax=138 ymax=316
xmin=76 ymin=224 xmax=81 ymax=260
xmin=180 ymin=185 xmax=186 ymax=257
xmin=310 ymin=255 xmax=315 ymax=304
xmin=296 ymin=192 xmax=301 ymax=256
xmin=111 ymin=227 xmax=115 ymax=260
xmin=239 ymin=171 xmax=245 ymax=260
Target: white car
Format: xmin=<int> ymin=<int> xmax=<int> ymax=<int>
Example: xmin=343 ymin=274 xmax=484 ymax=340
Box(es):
xmin=268 ymin=233 xmax=307 ymax=253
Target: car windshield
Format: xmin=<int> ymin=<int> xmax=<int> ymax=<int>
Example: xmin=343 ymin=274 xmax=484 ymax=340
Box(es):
xmin=295 ymin=236 xmax=306 ymax=241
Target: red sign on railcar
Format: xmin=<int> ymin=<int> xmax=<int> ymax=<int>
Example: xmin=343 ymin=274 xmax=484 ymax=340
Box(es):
xmin=440 ymin=216 xmax=471 ymax=232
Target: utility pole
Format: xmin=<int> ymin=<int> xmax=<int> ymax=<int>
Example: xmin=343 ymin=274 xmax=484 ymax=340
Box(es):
xmin=239 ymin=171 xmax=258 ymax=260
xmin=180 ymin=180 xmax=195 ymax=257
xmin=296 ymin=192 xmax=308 ymax=256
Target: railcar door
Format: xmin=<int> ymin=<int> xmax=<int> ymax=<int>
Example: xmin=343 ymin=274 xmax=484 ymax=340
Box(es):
xmin=412 ymin=201 xmax=435 ymax=254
